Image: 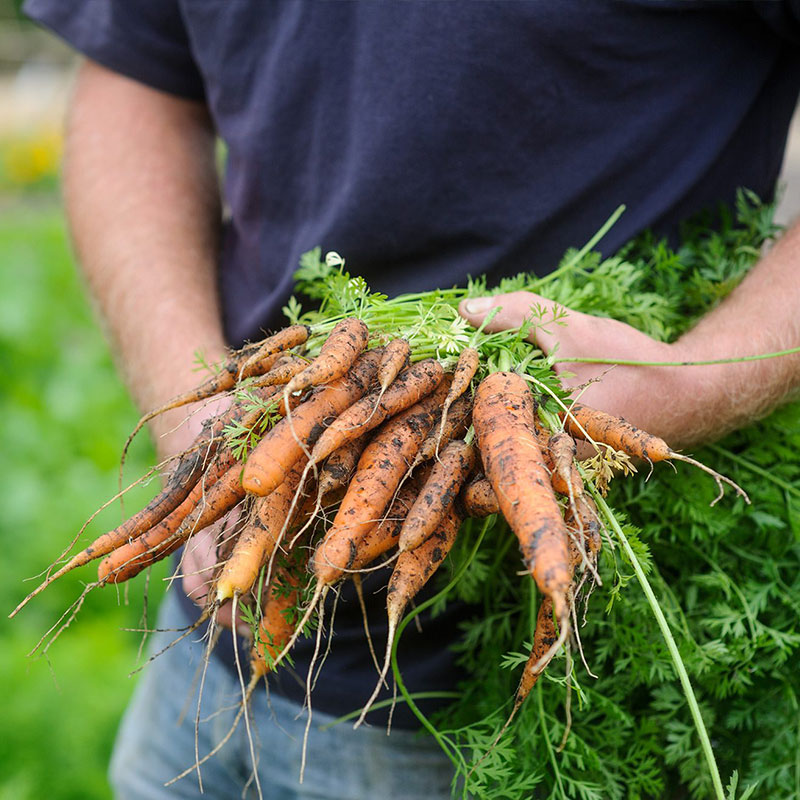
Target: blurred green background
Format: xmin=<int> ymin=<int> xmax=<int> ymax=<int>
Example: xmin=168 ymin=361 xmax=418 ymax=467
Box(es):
xmin=0 ymin=4 xmax=169 ymax=798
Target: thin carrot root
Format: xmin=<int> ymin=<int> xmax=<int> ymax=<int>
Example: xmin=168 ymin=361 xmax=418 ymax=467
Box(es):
xmin=352 ymin=574 xmax=383 ymax=679
xmin=667 ymin=451 xmax=750 ymax=505
xmin=166 ymin=668 xmax=262 ymax=787
xmin=128 ymin=601 xmax=218 ymax=677
xmin=27 ymin=580 xmax=98 ymax=657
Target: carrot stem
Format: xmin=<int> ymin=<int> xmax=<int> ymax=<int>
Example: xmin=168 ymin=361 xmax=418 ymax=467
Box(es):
xmin=527 ymin=204 xmax=625 ymax=289
xmin=536 ymin=684 xmax=568 ymax=800
xmin=553 ymin=346 xmax=800 ymax=367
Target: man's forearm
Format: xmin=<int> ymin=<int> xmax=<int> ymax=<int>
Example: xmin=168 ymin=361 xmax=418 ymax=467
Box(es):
xmin=669 ymin=220 xmax=800 ymax=443
xmin=64 ymin=60 xmax=226 ymax=454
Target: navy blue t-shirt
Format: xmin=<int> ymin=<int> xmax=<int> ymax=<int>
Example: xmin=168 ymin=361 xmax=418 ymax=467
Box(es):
xmin=26 ymin=0 xmax=800 ymax=726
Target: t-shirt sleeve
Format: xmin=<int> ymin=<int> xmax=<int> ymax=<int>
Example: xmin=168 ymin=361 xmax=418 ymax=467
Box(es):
xmin=23 ymin=0 xmax=205 ymax=100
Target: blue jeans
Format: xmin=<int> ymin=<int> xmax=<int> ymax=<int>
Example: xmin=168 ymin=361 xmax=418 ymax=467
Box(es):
xmin=109 ymin=590 xmax=456 ymax=799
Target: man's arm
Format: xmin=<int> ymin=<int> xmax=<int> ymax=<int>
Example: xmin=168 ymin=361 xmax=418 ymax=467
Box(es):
xmin=64 ymin=59 xmax=226 ymax=459
xmin=65 ymin=59 xmax=236 ymax=613
xmin=459 ymin=219 xmax=800 ymax=450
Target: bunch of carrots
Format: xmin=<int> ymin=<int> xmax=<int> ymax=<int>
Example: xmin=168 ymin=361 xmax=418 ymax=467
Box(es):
xmin=11 ymin=287 xmax=745 ymax=786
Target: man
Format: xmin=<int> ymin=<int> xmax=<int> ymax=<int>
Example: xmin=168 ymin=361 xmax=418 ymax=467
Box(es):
xmin=25 ymin=2 xmax=800 ymax=797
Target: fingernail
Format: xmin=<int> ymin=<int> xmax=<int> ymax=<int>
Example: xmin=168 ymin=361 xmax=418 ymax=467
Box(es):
xmin=464 ymin=297 xmax=493 ymax=315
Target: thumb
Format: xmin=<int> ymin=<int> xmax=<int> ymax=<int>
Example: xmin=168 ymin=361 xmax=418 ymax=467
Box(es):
xmin=458 ymin=290 xmax=560 ymax=342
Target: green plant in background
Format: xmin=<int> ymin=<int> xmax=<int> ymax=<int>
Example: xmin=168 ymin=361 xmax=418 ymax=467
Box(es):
xmin=0 ymin=207 xmax=164 ymax=800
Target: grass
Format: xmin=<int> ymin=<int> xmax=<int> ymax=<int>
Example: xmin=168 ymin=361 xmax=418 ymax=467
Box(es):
xmin=0 ymin=200 xmax=168 ymax=799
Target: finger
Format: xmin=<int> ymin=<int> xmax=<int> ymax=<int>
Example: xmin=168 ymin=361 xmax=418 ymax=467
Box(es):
xmin=458 ymin=291 xmax=562 ymax=341
xmin=182 ymin=528 xmax=218 ymax=605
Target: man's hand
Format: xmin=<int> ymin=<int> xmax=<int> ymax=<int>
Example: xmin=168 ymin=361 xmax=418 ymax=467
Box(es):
xmin=153 ymin=396 xmax=248 ymax=634
xmin=459 ymin=291 xmax=691 ymax=447
xmin=459 ymin=209 xmax=800 ymax=452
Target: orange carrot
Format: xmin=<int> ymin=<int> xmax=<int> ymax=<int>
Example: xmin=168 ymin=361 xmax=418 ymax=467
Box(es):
xmin=459 ymin=475 xmax=499 ymax=518
xmin=436 ymin=346 xmax=479 ymax=451
xmin=246 ymin=354 xmax=308 ymax=389
xmin=98 ymin=460 xmax=245 ymax=584
xmin=349 ymin=484 xmax=418 ymax=571
xmin=378 ymin=338 xmax=411 ymax=391
xmin=17 ymin=446 xmax=237 ymax=613
xmin=250 ymin=554 xmax=307 ymax=678
xmin=316 ymin=434 xmax=370 ymax=500
xmin=241 ymin=349 xmax=381 ymax=496
xmin=308 ymin=359 xmax=444 ymax=468
xmin=122 ymin=326 xmax=309 ymax=462
xmin=311 ymin=384 xmax=445 ymax=585
xmin=215 ymin=457 xmax=308 ymax=603
xmin=414 ymin=392 xmax=472 ymax=467
xmin=236 ymin=324 xmax=311 ymax=380
xmin=355 ymin=507 xmax=461 ymax=727
xmin=517 ymin=597 xmax=558 ymax=702
xmin=399 ymin=439 xmax=476 ymax=552
xmin=284 ymin=318 xmax=369 ymax=398
xmin=560 ymin=403 xmax=671 ymax=461
xmin=548 ymin=431 xmax=583 ymax=498
xmin=560 ymin=402 xmax=748 ymax=502
xmin=473 ymin=371 xmax=572 ymax=622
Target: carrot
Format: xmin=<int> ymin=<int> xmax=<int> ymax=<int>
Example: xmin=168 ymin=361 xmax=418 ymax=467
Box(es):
xmin=378 ymin=338 xmax=411 ymax=390
xmin=17 ymin=440 xmax=220 ymax=608
xmin=250 ymin=555 xmax=306 ymax=678
xmin=435 ymin=346 xmax=479 ymax=453
xmin=459 ymin=475 xmax=499 ymax=518
xmin=122 ymin=326 xmax=309 ymax=464
xmin=548 ymin=431 xmax=583 ymax=498
xmin=518 ymin=597 xmax=558 ymax=703
xmin=473 ymin=371 xmax=572 ymax=622
xmin=308 ymin=359 xmax=444 ymax=468
xmin=561 ymin=403 xmax=671 ymax=461
xmin=316 ymin=434 xmax=370 ymax=501
xmin=246 ymin=353 xmax=308 ymax=389
xmin=467 ymin=591 xmax=565 ymax=777
xmin=350 ymin=484 xmax=419 ymax=571
xmin=98 ymin=460 xmax=245 ymax=584
xmin=355 ymin=507 xmax=461 ymax=728
xmin=399 ymin=439 xmax=476 ymax=552
xmin=236 ymin=324 xmax=311 ymax=380
xmin=312 ymin=384 xmax=445 ymax=585
xmin=413 ymin=392 xmax=472 ymax=468
xmin=241 ymin=348 xmax=381 ymax=496
xmin=283 ymin=317 xmax=368 ymax=398
xmin=341 ymin=337 xmax=410 ymax=433
xmin=215 ymin=457 xmax=308 ymax=603
xmin=560 ymin=402 xmax=748 ymax=503
xmin=565 ymin=494 xmax=602 ymax=571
